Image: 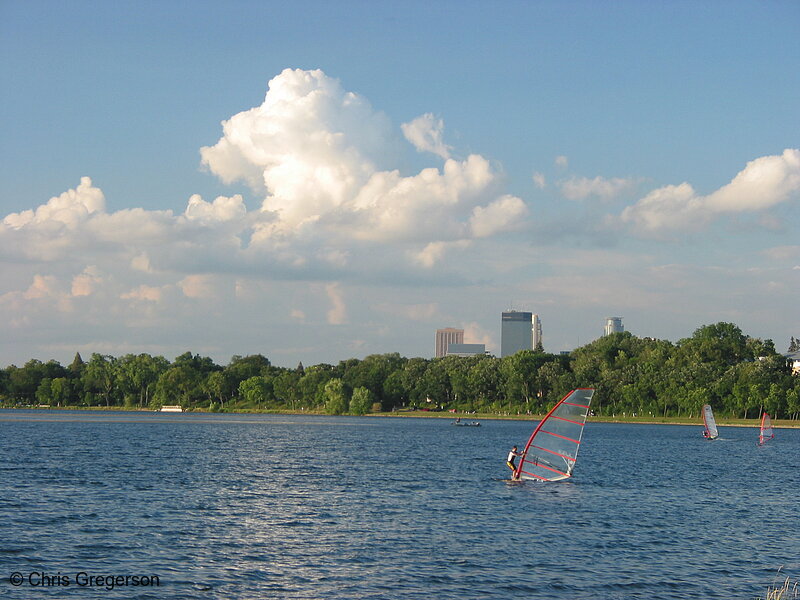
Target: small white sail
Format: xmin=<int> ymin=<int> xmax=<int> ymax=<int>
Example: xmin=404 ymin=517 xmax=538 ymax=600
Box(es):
xmin=759 ymin=412 xmax=774 ymax=445
xmin=702 ymin=404 xmax=719 ymax=440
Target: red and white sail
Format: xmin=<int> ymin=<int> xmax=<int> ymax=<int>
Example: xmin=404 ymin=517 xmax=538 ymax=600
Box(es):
xmin=759 ymin=412 xmax=774 ymax=445
xmin=514 ymin=388 xmax=594 ymax=482
xmin=702 ymin=404 xmax=719 ymax=440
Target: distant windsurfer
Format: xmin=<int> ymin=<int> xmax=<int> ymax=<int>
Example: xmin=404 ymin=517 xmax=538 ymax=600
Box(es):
xmin=506 ymin=445 xmax=523 ymax=479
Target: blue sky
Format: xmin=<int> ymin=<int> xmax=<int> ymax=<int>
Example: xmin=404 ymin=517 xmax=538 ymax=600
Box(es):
xmin=1 ymin=1 xmax=799 ymax=368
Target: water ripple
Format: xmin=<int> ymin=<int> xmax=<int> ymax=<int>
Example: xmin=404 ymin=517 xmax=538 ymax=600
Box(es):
xmin=1 ymin=413 xmax=798 ymax=599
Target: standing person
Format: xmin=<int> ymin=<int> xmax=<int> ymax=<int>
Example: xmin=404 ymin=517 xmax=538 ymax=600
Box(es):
xmin=506 ymin=445 xmax=523 ymax=478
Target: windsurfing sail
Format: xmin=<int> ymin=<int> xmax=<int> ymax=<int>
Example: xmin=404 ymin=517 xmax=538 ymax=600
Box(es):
xmin=514 ymin=388 xmax=594 ymax=482
xmin=702 ymin=404 xmax=719 ymax=440
xmin=759 ymin=412 xmax=774 ymax=445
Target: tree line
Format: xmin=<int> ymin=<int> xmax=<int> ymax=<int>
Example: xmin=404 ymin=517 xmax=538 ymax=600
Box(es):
xmin=1 ymin=322 xmax=798 ymax=419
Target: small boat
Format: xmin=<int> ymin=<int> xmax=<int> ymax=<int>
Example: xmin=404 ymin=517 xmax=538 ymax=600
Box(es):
xmin=758 ymin=412 xmax=774 ymax=445
xmin=701 ymin=404 xmax=719 ymax=440
xmin=512 ymin=388 xmax=594 ymax=482
xmin=160 ymin=405 xmax=183 ymax=413
xmin=453 ymin=420 xmax=480 ymax=427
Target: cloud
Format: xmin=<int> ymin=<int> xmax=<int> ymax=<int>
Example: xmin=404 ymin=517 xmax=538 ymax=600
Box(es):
xmin=704 ymin=149 xmax=800 ymax=212
xmin=462 ymin=321 xmax=495 ymax=353
xmin=373 ymin=302 xmax=439 ymax=321
xmin=413 ymin=240 xmax=471 ymax=268
xmin=555 ymin=155 xmax=568 ymax=169
xmin=179 ymin=275 xmax=218 ymax=299
xmin=620 ymin=148 xmax=800 ymax=233
xmin=469 ymin=195 xmax=527 ymax=237
xmin=761 ymin=245 xmax=800 ymax=261
xmin=532 ymin=172 xmax=546 ymax=189
xmin=559 ymin=176 xmax=636 ymax=200
xmin=121 ymin=285 xmax=163 ymax=302
xmin=200 ymin=68 xmax=525 ymax=257
xmin=24 ymin=275 xmax=60 ymax=300
xmin=325 ymin=282 xmax=347 ymax=325
xmin=200 ymin=68 xmax=396 ymax=225
xmin=3 ymin=176 xmax=105 ymax=230
xmin=401 ymin=113 xmax=451 ymax=159
xmin=185 ymin=194 xmax=247 ymax=223
xmin=71 ymin=266 xmax=102 ymax=297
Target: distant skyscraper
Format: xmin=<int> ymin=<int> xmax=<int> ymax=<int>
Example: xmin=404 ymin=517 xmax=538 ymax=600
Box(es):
xmin=532 ymin=314 xmax=542 ymax=350
xmin=604 ymin=317 xmax=624 ymax=336
xmin=435 ymin=328 xmax=464 ymax=358
xmin=501 ymin=311 xmax=533 ymax=357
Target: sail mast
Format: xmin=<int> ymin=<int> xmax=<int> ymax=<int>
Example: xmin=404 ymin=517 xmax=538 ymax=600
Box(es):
xmin=514 ymin=388 xmax=594 ymax=482
xmin=759 ymin=412 xmax=774 ymax=445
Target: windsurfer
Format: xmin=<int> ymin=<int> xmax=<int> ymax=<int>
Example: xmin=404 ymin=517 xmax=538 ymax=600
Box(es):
xmin=506 ymin=445 xmax=523 ymax=478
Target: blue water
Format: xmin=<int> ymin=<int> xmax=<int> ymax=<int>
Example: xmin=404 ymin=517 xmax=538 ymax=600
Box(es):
xmin=1 ymin=411 xmax=797 ymax=599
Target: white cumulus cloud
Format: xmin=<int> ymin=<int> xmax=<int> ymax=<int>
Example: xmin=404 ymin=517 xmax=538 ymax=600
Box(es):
xmin=200 ymin=68 xmax=526 ymax=258
xmin=559 ymin=176 xmax=636 ymax=200
xmin=469 ymin=195 xmax=527 ymax=238
xmin=620 ymin=149 xmax=800 ymax=233
xmin=3 ymin=176 xmax=104 ymax=230
xmin=401 ymin=113 xmax=451 ymax=159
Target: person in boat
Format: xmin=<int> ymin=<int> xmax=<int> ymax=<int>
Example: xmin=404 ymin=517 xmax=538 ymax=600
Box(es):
xmin=506 ymin=445 xmax=523 ymax=477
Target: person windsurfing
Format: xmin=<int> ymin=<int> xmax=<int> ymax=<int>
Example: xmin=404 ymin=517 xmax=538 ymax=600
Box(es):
xmin=506 ymin=445 xmax=523 ymax=479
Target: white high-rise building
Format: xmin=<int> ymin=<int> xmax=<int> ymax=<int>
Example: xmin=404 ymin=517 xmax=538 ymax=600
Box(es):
xmin=604 ymin=317 xmax=624 ymax=336
xmin=532 ymin=314 xmax=542 ymax=350
xmin=435 ymin=328 xmax=464 ymax=358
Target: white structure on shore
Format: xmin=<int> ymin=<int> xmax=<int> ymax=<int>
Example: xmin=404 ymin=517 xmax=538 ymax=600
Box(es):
xmin=604 ymin=317 xmax=624 ymax=336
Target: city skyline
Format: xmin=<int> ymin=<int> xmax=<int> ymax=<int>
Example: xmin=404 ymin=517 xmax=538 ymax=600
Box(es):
xmin=1 ymin=2 xmax=798 ymax=369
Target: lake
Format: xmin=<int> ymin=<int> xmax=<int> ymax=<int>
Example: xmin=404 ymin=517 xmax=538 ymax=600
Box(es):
xmin=1 ymin=410 xmax=797 ymax=599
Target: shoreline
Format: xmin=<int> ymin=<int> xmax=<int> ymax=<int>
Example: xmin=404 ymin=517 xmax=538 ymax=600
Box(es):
xmin=2 ymin=404 xmax=798 ymax=428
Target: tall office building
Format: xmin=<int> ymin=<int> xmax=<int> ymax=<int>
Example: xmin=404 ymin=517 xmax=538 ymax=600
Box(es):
xmin=532 ymin=314 xmax=543 ymax=350
xmin=501 ymin=311 xmax=533 ymax=357
xmin=604 ymin=317 xmax=624 ymax=336
xmin=435 ymin=328 xmax=464 ymax=358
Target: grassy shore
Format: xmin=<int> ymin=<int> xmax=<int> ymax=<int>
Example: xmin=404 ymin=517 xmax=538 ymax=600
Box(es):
xmin=2 ymin=404 xmax=798 ymax=428
xmin=381 ymin=409 xmax=799 ymax=428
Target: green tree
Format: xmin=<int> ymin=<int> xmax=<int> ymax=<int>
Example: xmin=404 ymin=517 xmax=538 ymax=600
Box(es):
xmin=207 ymin=371 xmax=235 ymax=408
xmin=298 ymin=365 xmax=335 ymax=409
xmin=83 ymin=354 xmax=118 ymax=407
xmin=349 ymin=386 xmax=372 ymax=415
xmin=50 ymin=377 xmax=71 ymax=406
xmin=238 ymin=376 xmax=270 ymax=408
xmin=154 ymin=365 xmax=201 ymax=407
xmin=35 ymin=378 xmax=53 ymax=405
xmin=324 ymin=378 xmax=348 ymax=415
xmin=272 ymin=370 xmax=300 ymax=410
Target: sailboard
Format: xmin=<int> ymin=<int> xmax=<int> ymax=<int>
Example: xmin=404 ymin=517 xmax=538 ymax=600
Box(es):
xmin=513 ymin=388 xmax=594 ymax=482
xmin=701 ymin=404 xmax=719 ymax=440
xmin=758 ymin=412 xmax=774 ymax=445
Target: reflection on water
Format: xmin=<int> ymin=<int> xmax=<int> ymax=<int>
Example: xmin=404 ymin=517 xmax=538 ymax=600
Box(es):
xmin=1 ymin=411 xmax=798 ymax=599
